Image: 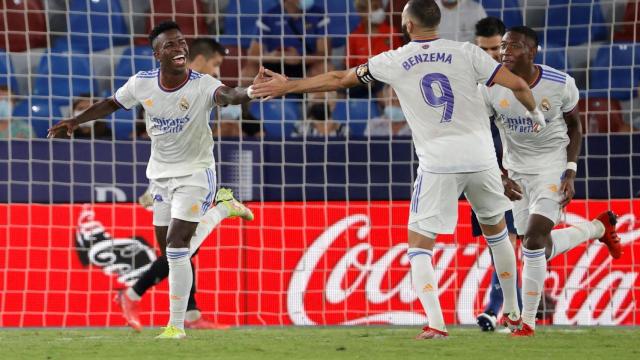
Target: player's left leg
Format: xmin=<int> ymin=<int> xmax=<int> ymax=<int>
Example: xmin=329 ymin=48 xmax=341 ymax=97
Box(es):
xmin=464 ymin=169 xmax=521 ymax=330
xmin=157 ymin=168 xmax=215 ymax=339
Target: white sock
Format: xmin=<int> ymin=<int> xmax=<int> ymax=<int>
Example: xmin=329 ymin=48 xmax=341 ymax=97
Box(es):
xmin=126 ymin=287 xmax=141 ymax=301
xmin=167 ymin=247 xmax=192 ymax=330
xmin=521 ymin=247 xmax=546 ymax=329
xmin=408 ymin=248 xmax=446 ymax=332
xmin=189 ymin=207 xmax=226 ymax=256
xmin=484 ymin=228 xmax=519 ymax=318
xmin=548 ymin=220 xmax=605 ymax=260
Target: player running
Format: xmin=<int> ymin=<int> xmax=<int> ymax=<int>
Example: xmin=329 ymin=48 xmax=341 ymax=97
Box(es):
xmin=252 ymin=0 xmax=546 ymax=339
xmin=48 ymin=21 xmax=261 ymax=339
xmin=116 ymin=38 xmax=253 ymax=332
xmin=481 ymin=26 xmax=622 ymax=336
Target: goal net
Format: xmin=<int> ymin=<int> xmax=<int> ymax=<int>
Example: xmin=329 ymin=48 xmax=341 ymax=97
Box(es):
xmin=0 ymin=0 xmax=638 ymax=327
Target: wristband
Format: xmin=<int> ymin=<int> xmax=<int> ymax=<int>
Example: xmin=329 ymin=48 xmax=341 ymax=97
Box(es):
xmin=246 ymin=85 xmax=256 ymax=99
xmin=566 ymin=161 xmax=577 ymax=172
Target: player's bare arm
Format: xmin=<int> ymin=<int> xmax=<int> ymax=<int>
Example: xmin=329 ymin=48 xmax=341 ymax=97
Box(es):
xmin=559 ymin=107 xmax=582 ymax=207
xmin=216 ymin=67 xmax=269 ymax=105
xmin=251 ymin=67 xmax=361 ymax=99
xmin=47 ymin=98 xmax=120 ymax=138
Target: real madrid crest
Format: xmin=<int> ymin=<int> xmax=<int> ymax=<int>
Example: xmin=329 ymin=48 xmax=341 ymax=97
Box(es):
xmin=179 ymin=97 xmax=189 ymax=111
xmin=540 ymin=98 xmax=551 ymax=112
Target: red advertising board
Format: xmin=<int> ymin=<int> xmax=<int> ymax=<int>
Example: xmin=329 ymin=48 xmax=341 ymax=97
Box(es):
xmin=1 ymin=200 xmax=638 ymax=327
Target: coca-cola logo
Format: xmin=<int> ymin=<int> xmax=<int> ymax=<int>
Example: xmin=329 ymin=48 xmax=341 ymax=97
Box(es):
xmin=75 ymin=205 xmax=157 ymax=286
xmin=288 ymin=212 xmax=640 ymax=326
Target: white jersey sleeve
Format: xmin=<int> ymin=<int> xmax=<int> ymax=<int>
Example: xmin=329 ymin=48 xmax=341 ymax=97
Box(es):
xmin=113 ymin=74 xmax=140 ymax=110
xmin=480 ymin=85 xmax=495 ymax=117
xmin=561 ymin=75 xmax=579 ymax=113
xmin=463 ymin=42 xmax=502 ymax=85
xmin=200 ymin=74 xmax=224 ymax=108
xmin=367 ymin=50 xmax=400 ymax=84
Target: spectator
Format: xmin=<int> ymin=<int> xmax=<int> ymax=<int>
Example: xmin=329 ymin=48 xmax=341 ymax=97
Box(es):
xmin=347 ymin=0 xmax=403 ymax=69
xmin=71 ymin=96 xmax=112 ymax=139
xmin=292 ymin=102 xmax=348 ymax=137
xmin=365 ymin=85 xmax=410 ymax=137
xmin=213 ymin=104 xmax=264 ymax=138
xmin=436 ymin=0 xmax=487 ymax=42
xmin=241 ymin=0 xmax=331 ymax=84
xmin=189 ymin=38 xmax=226 ymax=79
xmin=0 ymin=85 xmax=32 ymax=139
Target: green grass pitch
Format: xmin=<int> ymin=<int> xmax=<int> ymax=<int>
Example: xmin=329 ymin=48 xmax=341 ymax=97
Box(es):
xmin=2 ymin=326 xmax=639 ymax=360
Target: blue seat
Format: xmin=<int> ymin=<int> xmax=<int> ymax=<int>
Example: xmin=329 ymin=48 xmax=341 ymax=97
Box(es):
xmin=478 ymin=0 xmax=523 ymax=27
xmin=68 ymin=0 xmax=129 ymax=52
xmin=325 ymin=0 xmax=360 ymax=48
xmin=535 ymin=47 xmax=567 ymax=72
xmin=221 ymin=0 xmax=279 ymax=48
xmin=542 ymin=0 xmax=607 ymax=46
xmin=249 ymin=99 xmax=302 ymax=137
xmin=0 ymin=50 xmax=18 ymax=92
xmin=33 ymin=41 xmax=99 ymax=98
xmin=12 ymin=98 xmax=64 ymax=138
xmin=589 ymin=43 xmax=640 ymax=100
xmin=114 ymin=46 xmax=156 ymax=89
xmin=333 ymin=100 xmax=381 ymax=136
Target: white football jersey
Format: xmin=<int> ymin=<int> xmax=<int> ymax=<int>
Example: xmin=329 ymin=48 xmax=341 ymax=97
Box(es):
xmin=114 ymin=69 xmax=223 ymax=179
xmin=367 ymin=38 xmax=502 ymax=173
xmin=482 ymin=64 xmax=579 ymax=174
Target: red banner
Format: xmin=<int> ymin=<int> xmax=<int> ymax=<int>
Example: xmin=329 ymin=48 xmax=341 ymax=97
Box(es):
xmin=1 ymin=200 xmax=639 ymax=327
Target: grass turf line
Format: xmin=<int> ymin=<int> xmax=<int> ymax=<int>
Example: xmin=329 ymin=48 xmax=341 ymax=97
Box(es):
xmin=1 ymin=326 xmax=639 ymax=360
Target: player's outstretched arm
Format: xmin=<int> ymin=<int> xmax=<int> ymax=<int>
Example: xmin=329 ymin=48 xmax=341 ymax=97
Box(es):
xmin=47 ymin=98 xmax=120 ymax=138
xmin=251 ymin=67 xmax=362 ymax=99
xmin=492 ymin=66 xmax=535 ymax=111
xmin=216 ymin=67 xmax=270 ymax=105
xmin=492 ymin=66 xmax=546 ymax=131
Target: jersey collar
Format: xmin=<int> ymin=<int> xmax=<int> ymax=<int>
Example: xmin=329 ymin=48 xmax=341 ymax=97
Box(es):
xmin=158 ymin=69 xmax=191 ymax=93
xmin=411 ymin=38 xmax=439 ymax=43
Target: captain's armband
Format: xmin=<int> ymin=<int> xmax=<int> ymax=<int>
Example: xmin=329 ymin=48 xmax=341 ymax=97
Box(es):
xmin=355 ymin=63 xmax=376 ymax=84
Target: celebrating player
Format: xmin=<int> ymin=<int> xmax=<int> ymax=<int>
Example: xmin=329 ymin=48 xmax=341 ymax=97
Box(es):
xmin=116 ymin=38 xmax=253 ymax=332
xmin=252 ymin=0 xmax=546 ymax=339
xmin=472 ymin=16 xmax=521 ymax=332
xmin=482 ymin=26 xmax=622 ymax=336
xmin=48 ymin=21 xmax=261 ymax=339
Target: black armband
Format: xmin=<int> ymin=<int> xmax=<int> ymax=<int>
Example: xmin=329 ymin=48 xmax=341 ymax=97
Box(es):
xmin=356 ymin=63 xmax=376 ymax=84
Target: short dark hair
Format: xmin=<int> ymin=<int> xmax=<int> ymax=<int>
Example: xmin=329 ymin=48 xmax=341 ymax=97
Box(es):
xmin=475 ymin=17 xmax=506 ymax=38
xmin=508 ymin=26 xmax=539 ymax=48
xmin=406 ymin=0 xmax=441 ymax=28
xmin=148 ymin=21 xmax=182 ymax=47
xmin=189 ymin=39 xmax=227 ymax=61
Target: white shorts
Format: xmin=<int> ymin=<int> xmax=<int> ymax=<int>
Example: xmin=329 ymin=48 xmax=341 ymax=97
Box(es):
xmin=510 ymin=169 xmax=564 ymax=235
xmin=150 ymin=167 xmax=217 ymax=226
xmin=408 ymin=167 xmax=512 ymax=235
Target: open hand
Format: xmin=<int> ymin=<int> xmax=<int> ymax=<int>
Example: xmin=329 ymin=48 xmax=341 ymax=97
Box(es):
xmin=526 ymin=108 xmax=546 ymax=133
xmin=251 ymin=68 xmax=290 ymax=100
xmin=47 ymin=118 xmax=78 ymax=138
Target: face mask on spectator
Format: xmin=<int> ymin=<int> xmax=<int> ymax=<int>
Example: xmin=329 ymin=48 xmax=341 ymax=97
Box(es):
xmin=298 ymin=0 xmax=314 ymax=11
xmin=0 ymin=99 xmax=12 ymax=119
xmin=384 ymin=106 xmax=405 ymax=122
xmin=220 ymin=105 xmax=242 ymax=120
xmin=369 ymin=8 xmax=386 ymax=25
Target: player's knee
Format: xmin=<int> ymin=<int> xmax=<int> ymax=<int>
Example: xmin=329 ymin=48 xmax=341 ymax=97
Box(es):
xmin=523 ymin=231 xmax=546 ymax=249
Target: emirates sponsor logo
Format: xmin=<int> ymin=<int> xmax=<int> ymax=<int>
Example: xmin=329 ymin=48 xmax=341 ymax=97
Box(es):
xmin=287 ymin=212 xmax=640 ymax=326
